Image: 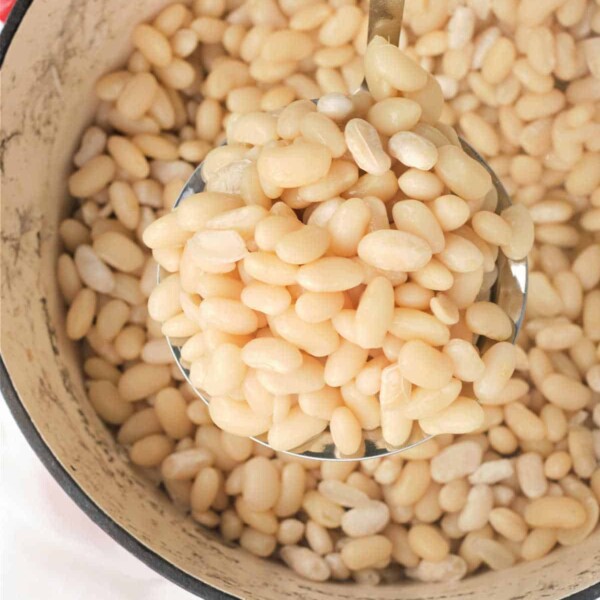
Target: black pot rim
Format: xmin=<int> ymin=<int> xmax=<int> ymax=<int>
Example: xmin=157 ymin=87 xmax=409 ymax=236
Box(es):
xmin=1 ymin=3 xmax=599 ymax=599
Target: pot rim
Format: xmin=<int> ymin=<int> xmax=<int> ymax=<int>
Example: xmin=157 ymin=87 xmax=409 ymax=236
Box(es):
xmin=0 ymin=3 xmax=599 ymax=599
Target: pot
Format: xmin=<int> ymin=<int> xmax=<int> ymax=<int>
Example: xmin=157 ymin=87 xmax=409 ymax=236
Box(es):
xmin=1 ymin=1 xmax=600 ymax=598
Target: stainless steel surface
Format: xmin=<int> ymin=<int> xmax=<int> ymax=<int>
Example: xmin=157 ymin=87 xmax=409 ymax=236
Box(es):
xmin=160 ymin=0 xmax=529 ymax=461
xmin=462 ymin=140 xmax=529 ymax=349
xmin=367 ymin=0 xmax=405 ymax=46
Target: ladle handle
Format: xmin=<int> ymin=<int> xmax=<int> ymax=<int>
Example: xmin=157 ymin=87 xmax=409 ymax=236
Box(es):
xmin=367 ymin=0 xmax=405 ymax=46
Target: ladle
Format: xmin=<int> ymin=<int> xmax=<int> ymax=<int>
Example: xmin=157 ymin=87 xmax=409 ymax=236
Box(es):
xmin=161 ymin=0 xmax=528 ymax=460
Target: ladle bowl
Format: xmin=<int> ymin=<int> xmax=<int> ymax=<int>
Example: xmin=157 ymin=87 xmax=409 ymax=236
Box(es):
xmin=162 ymin=137 xmax=528 ymax=461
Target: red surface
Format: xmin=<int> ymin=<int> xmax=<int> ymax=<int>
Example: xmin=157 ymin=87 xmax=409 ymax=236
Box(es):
xmin=0 ymin=0 xmax=16 ymax=22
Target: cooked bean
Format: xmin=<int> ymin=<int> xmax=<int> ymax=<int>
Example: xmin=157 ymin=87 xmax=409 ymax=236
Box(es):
xmin=242 ymin=456 xmax=280 ymax=511
xmin=198 ymin=298 xmax=258 ymax=335
xmin=66 ymin=288 xmax=97 ymax=341
xmin=299 ymin=160 xmax=359 ymax=204
xmin=390 ymin=309 xmax=450 ymax=347
xmin=420 ymin=398 xmax=485 ymax=435
xmin=517 ymin=452 xmax=548 ymax=499
xmin=118 ymin=363 xmax=171 ymax=402
xmin=330 ymin=407 xmax=363 ymax=456
xmin=117 ymin=408 xmax=162 ymax=445
xmin=398 ymin=340 xmax=453 ymax=389
xmin=389 ymin=131 xmax=438 ymax=171
xmin=358 ymin=230 xmax=432 ymax=273
xmin=243 ymin=252 xmax=299 ymax=286
xmin=88 ymin=380 xmax=134 ymax=425
xmin=388 ymin=460 xmax=431 ymax=507
xmin=241 ymin=338 xmax=302 ymax=374
xmin=295 ymin=292 xmax=344 ymax=324
xmin=355 ymin=277 xmax=394 ymax=349
xmin=241 ymin=283 xmax=291 ymax=316
xmin=365 ymin=36 xmax=428 ymax=93
xmin=443 ymin=339 xmax=485 ymax=382
xmin=341 ymin=382 xmax=381 ymax=431
xmin=296 ymin=257 xmax=364 ymax=293
xmin=281 ymin=546 xmax=331 ymax=582
xmin=521 ymin=528 xmax=558 ymax=561
xmin=397 ymin=168 xmax=445 ymax=201
xmin=437 ymin=233 xmax=484 ymax=273
xmin=93 ymin=231 xmax=145 ymax=273
xmin=392 ymin=200 xmax=445 ymax=254
xmin=324 ymin=341 xmax=368 ymax=387
xmin=473 ymin=538 xmax=515 ymax=571
xmin=401 ymin=379 xmax=462 ymax=420
xmin=344 ymin=118 xmax=391 ymax=175
xmin=275 ymin=225 xmax=330 ymax=264
xmin=501 ymin=204 xmax=535 ymax=260
xmin=230 ymin=112 xmax=278 ymax=146
xmin=68 ymin=155 xmax=116 ymax=198
xmin=269 ymin=310 xmax=339 ymax=358
xmin=342 ymin=501 xmax=390 ymax=538
xmin=117 ymin=73 xmax=158 ymax=120
xmin=107 ymin=136 xmax=150 ymax=179
xmin=367 ymin=97 xmax=422 ymax=136
xmin=568 ymin=427 xmax=596 ymax=479
xmin=208 ymin=397 xmax=271 ymax=438
xmin=132 ymin=24 xmax=172 ymax=67
xmin=154 ymin=388 xmax=194 ymax=440
xmin=474 ymin=342 xmax=516 ymax=403
xmin=431 ymin=441 xmax=483 ymax=484
xmin=268 ymin=408 xmax=328 ymax=451
xmin=203 ymin=343 xmax=248 ymax=396
xmin=524 ymin=497 xmax=587 ymax=529
xmin=541 ymin=374 xmax=592 ymax=411
xmin=408 ymin=524 xmax=450 ymax=562
xmin=341 ymin=535 xmax=393 ymax=571
xmin=257 ymin=142 xmax=332 ymax=188
xmin=466 ymin=302 xmax=513 ymax=341
xmin=300 ymin=112 xmax=346 ymax=158
xmin=277 ymin=519 xmax=305 ymax=545
xmin=327 ymin=198 xmax=370 ymax=257
xmin=435 ymin=145 xmax=492 ymax=201
xmin=130 ymin=434 xmax=174 ymax=467
xmin=505 ymin=402 xmax=547 ymax=441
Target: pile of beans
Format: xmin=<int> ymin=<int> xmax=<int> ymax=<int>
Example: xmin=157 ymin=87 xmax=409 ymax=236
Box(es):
xmin=59 ymin=0 xmax=600 ymax=586
xmin=142 ymin=34 xmax=530 ymax=455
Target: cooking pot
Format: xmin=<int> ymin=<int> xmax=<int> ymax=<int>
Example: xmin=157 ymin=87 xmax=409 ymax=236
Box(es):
xmin=1 ymin=1 xmax=599 ymax=597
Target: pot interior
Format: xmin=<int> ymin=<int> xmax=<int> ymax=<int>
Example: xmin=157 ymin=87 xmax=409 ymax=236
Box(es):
xmin=1 ymin=1 xmax=599 ymax=598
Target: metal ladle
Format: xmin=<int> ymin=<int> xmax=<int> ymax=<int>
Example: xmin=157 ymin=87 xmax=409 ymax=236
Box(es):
xmin=161 ymin=0 xmax=528 ymax=461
